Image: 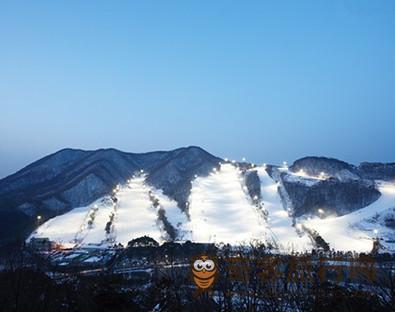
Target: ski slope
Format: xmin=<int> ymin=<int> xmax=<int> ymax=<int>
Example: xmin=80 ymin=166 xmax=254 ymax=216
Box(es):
xmin=256 ymin=166 xmax=313 ymax=252
xmin=78 ymin=199 xmax=116 ymax=246
xmin=302 ymin=182 xmax=395 ymax=252
xmin=29 ymin=175 xmax=188 ymax=247
xmin=150 ymin=188 xmax=190 ymax=240
xmin=187 ymin=164 xmax=267 ymax=244
xmin=113 ymin=176 xmax=163 ymax=245
xmin=30 ymin=205 xmax=91 ymax=247
xmin=29 ymin=163 xmax=395 ymax=253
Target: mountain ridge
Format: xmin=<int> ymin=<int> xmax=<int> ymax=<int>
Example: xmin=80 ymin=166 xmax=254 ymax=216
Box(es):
xmin=1 ymin=148 xmax=394 ymax=248
xmin=0 ymin=146 xmax=221 ymax=244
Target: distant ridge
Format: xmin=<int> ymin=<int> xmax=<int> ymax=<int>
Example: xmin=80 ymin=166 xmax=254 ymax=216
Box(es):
xmin=0 ymin=148 xmax=394 ymax=248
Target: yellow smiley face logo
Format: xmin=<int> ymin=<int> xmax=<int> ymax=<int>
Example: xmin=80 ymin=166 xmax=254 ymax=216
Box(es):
xmin=191 ymin=255 xmax=217 ymax=289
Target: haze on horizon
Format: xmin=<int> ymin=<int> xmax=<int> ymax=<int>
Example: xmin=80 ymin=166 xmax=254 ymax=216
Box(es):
xmin=1 ymin=1 xmax=395 ymax=178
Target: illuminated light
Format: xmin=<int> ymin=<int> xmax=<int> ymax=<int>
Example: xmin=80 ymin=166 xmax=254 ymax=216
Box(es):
xmin=319 ymin=172 xmax=327 ymax=179
xmin=231 ymin=160 xmax=236 ymax=164
xmin=213 ymin=168 xmax=217 ymax=172
xmin=37 ymin=215 xmax=42 ymax=220
xmin=194 ymin=174 xmax=198 ymax=178
xmin=318 ymin=208 xmax=325 ymax=215
xmin=297 ymin=169 xmax=307 ymax=177
xmin=251 ymin=163 xmax=255 ymax=167
xmin=373 ymin=229 xmax=378 ymax=235
xmin=58 ymin=242 xmax=75 ymax=250
xmin=242 ymin=157 xmax=246 ymax=162
xmin=224 ymin=158 xmax=229 ymax=162
xmin=140 ymin=169 xmax=144 ymax=173
xmin=253 ymin=195 xmax=258 ymax=200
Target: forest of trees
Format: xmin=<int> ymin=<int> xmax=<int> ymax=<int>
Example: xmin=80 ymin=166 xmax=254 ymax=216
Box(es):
xmin=0 ymin=241 xmax=394 ymax=311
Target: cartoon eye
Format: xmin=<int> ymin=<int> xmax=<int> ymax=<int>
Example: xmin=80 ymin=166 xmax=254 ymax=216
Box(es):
xmin=203 ymin=260 xmax=215 ymax=271
xmin=193 ymin=260 xmax=204 ymax=271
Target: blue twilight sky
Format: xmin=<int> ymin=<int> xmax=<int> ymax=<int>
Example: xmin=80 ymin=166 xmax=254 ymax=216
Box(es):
xmin=1 ymin=1 xmax=395 ymax=178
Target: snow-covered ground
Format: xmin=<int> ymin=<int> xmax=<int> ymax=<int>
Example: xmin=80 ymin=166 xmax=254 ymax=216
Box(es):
xmin=30 ymin=205 xmax=91 ymax=246
xmin=256 ymin=166 xmax=313 ymax=252
xmin=29 ymin=175 xmax=188 ymax=247
xmin=150 ymin=189 xmax=190 ymax=240
xmin=79 ymin=199 xmax=116 ymax=246
xmin=282 ymin=172 xmax=321 ymax=187
xmin=187 ymin=164 xmax=267 ymax=244
xmin=29 ymin=164 xmax=395 ymax=253
xmin=113 ymin=176 xmax=163 ymax=245
xmin=302 ymin=182 xmax=395 ymax=252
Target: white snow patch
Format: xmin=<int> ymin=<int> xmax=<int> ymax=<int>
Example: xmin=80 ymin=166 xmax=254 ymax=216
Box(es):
xmin=302 ymin=182 xmax=395 ymax=252
xmin=187 ymin=164 xmax=267 ymax=244
xmin=81 ymin=201 xmax=115 ymax=246
xmin=114 ymin=176 xmax=163 ymax=245
xmin=256 ymin=166 xmax=313 ymax=252
xmin=29 ymin=205 xmax=90 ymax=246
xmin=29 ymin=176 xmax=187 ymax=247
xmin=282 ymin=173 xmax=321 ymax=187
xmin=84 ymin=256 xmax=102 ymax=263
xmin=150 ymin=189 xmax=190 ymax=240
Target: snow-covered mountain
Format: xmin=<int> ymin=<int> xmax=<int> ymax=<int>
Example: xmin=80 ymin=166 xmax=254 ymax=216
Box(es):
xmin=0 ymin=146 xmax=221 ymax=244
xmin=30 ymin=163 xmax=315 ymax=251
xmin=1 ymin=147 xmax=395 ymax=253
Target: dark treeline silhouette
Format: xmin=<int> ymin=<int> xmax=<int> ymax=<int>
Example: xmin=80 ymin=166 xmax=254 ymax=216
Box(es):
xmin=0 ymin=240 xmax=394 ymax=311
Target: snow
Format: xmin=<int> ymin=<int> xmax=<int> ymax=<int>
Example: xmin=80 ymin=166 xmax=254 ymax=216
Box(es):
xmin=282 ymin=172 xmax=321 ymax=187
xmin=80 ymin=201 xmax=115 ymax=246
xmin=149 ymin=189 xmax=190 ymax=240
xmin=29 ymin=205 xmax=90 ymax=245
xmin=302 ymin=182 xmax=395 ymax=252
xmin=29 ymin=175 xmax=190 ymax=247
xmin=84 ymin=256 xmax=102 ymax=263
xmin=29 ymin=164 xmax=395 ymax=253
xmin=186 ymin=163 xmax=267 ymax=244
xmin=113 ymin=176 xmax=163 ymax=245
xmin=64 ymin=253 xmax=81 ymax=260
xmin=256 ymin=166 xmax=313 ymax=252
